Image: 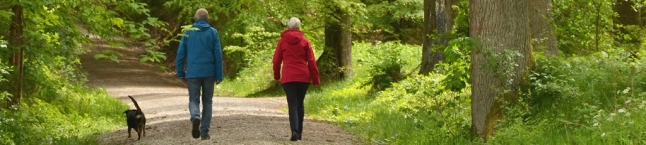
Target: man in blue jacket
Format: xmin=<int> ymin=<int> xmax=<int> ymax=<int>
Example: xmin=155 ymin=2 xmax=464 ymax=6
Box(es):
xmin=175 ymin=8 xmax=223 ymax=140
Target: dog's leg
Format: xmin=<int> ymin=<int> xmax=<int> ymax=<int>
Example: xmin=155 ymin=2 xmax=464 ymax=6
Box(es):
xmin=143 ymin=123 xmax=146 ymax=137
xmin=128 ymin=128 xmax=132 ymax=138
xmin=136 ymin=128 xmax=141 ymax=140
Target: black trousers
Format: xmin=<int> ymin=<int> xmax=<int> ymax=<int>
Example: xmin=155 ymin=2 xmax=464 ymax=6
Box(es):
xmin=282 ymin=82 xmax=310 ymax=134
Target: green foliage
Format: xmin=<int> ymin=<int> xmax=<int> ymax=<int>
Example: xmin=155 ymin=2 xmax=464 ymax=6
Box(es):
xmin=435 ymin=37 xmax=473 ymax=92
xmin=140 ymin=49 xmax=167 ymax=63
xmin=304 ymin=41 xmax=474 ymax=144
xmin=213 ymin=26 xmax=281 ymax=95
xmin=306 ymin=74 xmax=473 ymax=144
xmin=0 ymin=59 xmax=11 ymax=108
xmin=215 ymin=47 xmax=277 ymax=97
xmin=360 ymin=0 xmax=423 ymax=41
xmin=0 ymin=38 xmax=6 ymax=49
xmin=0 ymin=88 xmax=127 ymax=145
xmin=140 ymin=49 xmax=168 ymax=71
xmin=553 ymin=0 xmax=616 ymax=55
xmin=492 ymin=49 xmax=646 ymax=144
xmin=94 ymin=50 xmax=123 ymax=63
xmin=371 ymin=75 xmax=472 ymax=144
xmin=361 ymin=42 xmax=409 ymax=92
xmin=452 ymin=0 xmax=470 ymax=36
xmin=0 ymin=1 xmax=163 ymax=144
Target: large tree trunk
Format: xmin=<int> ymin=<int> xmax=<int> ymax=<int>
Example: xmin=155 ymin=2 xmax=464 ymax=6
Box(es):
xmin=418 ymin=0 xmax=438 ymax=75
xmin=469 ymin=0 xmax=532 ymax=140
xmin=317 ymin=8 xmax=353 ymax=79
xmin=8 ymin=4 xmax=24 ymax=107
xmin=529 ymin=0 xmax=558 ymax=57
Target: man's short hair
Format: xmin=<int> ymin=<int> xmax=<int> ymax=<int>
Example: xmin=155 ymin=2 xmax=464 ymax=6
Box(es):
xmin=287 ymin=17 xmax=301 ymax=30
xmin=195 ymin=8 xmax=209 ymax=21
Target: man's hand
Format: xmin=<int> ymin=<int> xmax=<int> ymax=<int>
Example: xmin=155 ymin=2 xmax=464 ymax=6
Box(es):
xmin=216 ymin=81 xmax=220 ymax=85
xmin=179 ymin=77 xmax=186 ymax=83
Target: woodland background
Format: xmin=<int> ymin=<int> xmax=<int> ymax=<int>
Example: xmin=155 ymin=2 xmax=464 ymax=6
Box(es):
xmin=2 ymin=0 xmax=646 ymax=144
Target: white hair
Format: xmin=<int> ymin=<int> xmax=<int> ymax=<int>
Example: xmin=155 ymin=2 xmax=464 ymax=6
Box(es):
xmin=287 ymin=17 xmax=301 ymax=29
xmin=195 ymin=8 xmax=209 ymax=21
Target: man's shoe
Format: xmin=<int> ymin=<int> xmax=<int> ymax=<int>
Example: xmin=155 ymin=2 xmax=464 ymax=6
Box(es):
xmin=192 ymin=118 xmax=201 ymax=139
xmin=201 ymin=134 xmax=211 ymax=140
xmin=297 ymin=133 xmax=302 ymax=140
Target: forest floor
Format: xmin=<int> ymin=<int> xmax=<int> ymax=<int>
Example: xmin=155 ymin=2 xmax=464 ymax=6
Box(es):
xmin=80 ymin=38 xmax=359 ymax=145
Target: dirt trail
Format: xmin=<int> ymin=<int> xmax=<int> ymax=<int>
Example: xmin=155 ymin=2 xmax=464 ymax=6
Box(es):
xmin=81 ymin=40 xmax=359 ymax=145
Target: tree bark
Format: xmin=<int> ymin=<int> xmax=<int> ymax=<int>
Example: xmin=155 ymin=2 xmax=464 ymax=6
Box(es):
xmin=418 ymin=0 xmax=438 ymax=75
xmin=469 ymin=0 xmax=532 ymax=140
xmin=317 ymin=7 xmax=353 ymax=79
xmin=529 ymin=0 xmax=558 ymax=57
xmin=339 ymin=12 xmax=353 ymax=77
xmin=8 ymin=4 xmax=24 ymax=107
xmin=419 ymin=0 xmax=458 ymax=75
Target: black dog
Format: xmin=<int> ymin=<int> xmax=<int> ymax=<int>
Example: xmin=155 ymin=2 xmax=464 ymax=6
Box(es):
xmin=124 ymin=95 xmax=146 ymax=140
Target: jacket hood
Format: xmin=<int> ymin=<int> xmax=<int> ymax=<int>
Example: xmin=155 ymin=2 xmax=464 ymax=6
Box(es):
xmin=192 ymin=20 xmax=212 ymax=31
xmin=281 ymin=29 xmax=304 ymax=44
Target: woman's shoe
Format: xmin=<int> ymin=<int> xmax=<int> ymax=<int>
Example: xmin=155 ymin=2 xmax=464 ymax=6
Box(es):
xmin=290 ymin=132 xmax=298 ymax=141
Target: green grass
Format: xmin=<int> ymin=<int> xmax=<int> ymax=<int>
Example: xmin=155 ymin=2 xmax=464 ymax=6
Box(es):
xmin=214 ymin=39 xmax=646 ymax=144
xmin=0 ymin=86 xmax=127 ymax=145
xmin=0 ymin=53 xmax=130 ymax=144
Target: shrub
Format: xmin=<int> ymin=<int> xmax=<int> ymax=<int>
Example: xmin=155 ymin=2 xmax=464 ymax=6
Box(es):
xmin=494 ymin=49 xmax=646 ymax=144
xmin=359 ymin=42 xmax=415 ymax=92
xmin=370 ymin=74 xmax=472 ymax=144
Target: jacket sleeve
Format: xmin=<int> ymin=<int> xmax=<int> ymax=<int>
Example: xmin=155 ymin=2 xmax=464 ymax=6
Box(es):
xmin=212 ymin=28 xmax=224 ymax=82
xmin=306 ymin=42 xmax=320 ymax=85
xmin=175 ymin=32 xmax=188 ymax=78
xmin=272 ymin=40 xmax=284 ymax=80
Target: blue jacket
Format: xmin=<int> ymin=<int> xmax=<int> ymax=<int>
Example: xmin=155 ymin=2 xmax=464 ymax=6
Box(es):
xmin=175 ymin=20 xmax=223 ymax=81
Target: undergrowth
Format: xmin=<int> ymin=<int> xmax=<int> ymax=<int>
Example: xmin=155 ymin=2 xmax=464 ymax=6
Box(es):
xmin=0 ymin=87 xmax=127 ymax=145
xmin=0 ymin=55 xmax=127 ymax=145
xmin=215 ymin=35 xmax=646 ymax=144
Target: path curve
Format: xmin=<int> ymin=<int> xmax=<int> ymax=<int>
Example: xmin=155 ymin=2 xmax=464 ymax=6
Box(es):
xmin=81 ymin=39 xmax=359 ymax=145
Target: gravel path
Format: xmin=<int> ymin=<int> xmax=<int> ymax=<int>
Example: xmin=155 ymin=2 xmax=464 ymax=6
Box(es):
xmin=81 ymin=40 xmax=359 ymax=145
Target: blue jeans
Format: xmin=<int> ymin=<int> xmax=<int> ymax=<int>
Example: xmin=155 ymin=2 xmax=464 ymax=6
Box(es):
xmin=187 ymin=77 xmax=215 ymax=135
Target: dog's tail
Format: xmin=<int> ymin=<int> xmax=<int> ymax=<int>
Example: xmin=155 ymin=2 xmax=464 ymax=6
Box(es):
xmin=128 ymin=95 xmax=143 ymax=113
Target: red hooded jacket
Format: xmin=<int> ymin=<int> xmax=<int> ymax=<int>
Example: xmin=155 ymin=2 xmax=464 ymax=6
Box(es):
xmin=273 ymin=29 xmax=321 ymax=85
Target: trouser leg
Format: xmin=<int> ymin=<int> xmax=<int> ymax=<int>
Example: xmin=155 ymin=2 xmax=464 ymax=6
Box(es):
xmin=187 ymin=78 xmax=202 ymax=121
xmin=200 ymin=77 xmax=215 ymax=135
xmin=296 ymin=82 xmax=309 ymax=134
xmin=282 ymin=83 xmax=300 ymax=132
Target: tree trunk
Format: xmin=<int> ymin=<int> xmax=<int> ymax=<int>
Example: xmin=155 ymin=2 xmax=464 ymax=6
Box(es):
xmin=469 ymin=0 xmax=532 ymax=140
xmin=8 ymin=4 xmax=24 ymax=107
xmin=317 ymin=8 xmax=353 ymax=79
xmin=529 ymin=0 xmax=558 ymax=57
xmin=419 ymin=0 xmax=458 ymax=75
xmin=339 ymin=13 xmax=353 ymax=77
xmin=418 ymin=0 xmax=438 ymax=75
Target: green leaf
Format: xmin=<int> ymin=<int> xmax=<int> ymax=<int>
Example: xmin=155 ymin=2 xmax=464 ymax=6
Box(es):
xmin=140 ymin=57 xmax=149 ymax=63
xmin=111 ymin=18 xmax=125 ymax=28
xmin=94 ymin=54 xmax=107 ymax=60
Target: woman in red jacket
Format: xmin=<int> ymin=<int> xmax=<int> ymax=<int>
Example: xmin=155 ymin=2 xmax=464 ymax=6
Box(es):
xmin=272 ymin=17 xmax=321 ymax=141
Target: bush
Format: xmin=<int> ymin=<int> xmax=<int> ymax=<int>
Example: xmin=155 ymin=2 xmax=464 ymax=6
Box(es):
xmin=223 ymin=26 xmax=280 ymax=79
xmin=370 ymin=74 xmax=472 ymax=144
xmin=0 ymin=87 xmax=127 ymax=145
xmin=493 ymin=49 xmax=646 ymax=144
xmin=358 ymin=42 xmax=418 ymax=92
